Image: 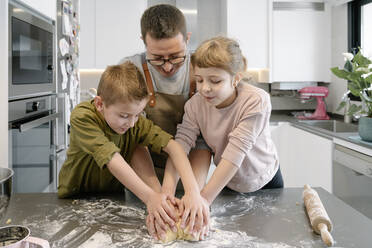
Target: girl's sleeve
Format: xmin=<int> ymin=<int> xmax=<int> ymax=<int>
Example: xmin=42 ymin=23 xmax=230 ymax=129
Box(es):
xmin=175 ymin=99 xmax=201 ymax=154
xmin=221 ymin=93 xmax=271 ymax=168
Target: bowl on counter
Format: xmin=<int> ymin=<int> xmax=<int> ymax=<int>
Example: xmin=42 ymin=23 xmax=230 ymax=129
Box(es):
xmin=0 ymin=168 xmax=13 ymax=219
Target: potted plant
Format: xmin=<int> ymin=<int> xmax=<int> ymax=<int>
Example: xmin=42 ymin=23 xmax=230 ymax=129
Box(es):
xmin=331 ymin=51 xmax=372 ymax=142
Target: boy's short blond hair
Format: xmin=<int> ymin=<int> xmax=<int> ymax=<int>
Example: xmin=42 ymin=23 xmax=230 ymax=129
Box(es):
xmin=97 ymin=62 xmax=149 ymax=106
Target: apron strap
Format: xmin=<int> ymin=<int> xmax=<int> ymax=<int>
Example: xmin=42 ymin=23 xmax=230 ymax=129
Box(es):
xmin=142 ymin=62 xmax=196 ymax=107
xmin=189 ymin=55 xmax=196 ymax=98
xmin=142 ymin=62 xmax=156 ymax=107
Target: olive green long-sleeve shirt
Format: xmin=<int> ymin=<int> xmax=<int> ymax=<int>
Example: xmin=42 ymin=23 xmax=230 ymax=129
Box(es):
xmin=58 ymin=100 xmax=172 ymax=198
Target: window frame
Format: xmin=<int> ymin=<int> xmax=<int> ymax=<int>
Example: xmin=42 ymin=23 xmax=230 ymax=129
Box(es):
xmin=347 ymin=0 xmax=372 ymax=101
xmin=348 ymin=0 xmax=372 ymax=54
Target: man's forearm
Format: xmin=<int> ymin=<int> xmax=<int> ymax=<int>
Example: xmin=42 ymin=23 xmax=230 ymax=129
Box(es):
xmin=131 ymin=146 xmax=162 ymax=192
xmin=189 ymin=149 xmax=212 ymax=191
xmin=107 ymin=152 xmax=155 ymax=204
xmin=162 ymin=157 xmax=180 ymax=195
xmin=163 ymin=140 xmax=200 ymax=194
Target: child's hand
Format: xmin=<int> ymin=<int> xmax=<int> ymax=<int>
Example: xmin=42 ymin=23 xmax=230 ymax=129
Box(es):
xmin=180 ymin=192 xmax=210 ymax=236
xmin=199 ymin=222 xmax=210 ymax=240
xmin=145 ymin=192 xmax=178 ymax=239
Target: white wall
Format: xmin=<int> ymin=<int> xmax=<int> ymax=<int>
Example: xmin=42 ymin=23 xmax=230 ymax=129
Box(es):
xmin=327 ymin=3 xmax=348 ymax=114
xmin=0 ymin=0 xmax=8 ymax=167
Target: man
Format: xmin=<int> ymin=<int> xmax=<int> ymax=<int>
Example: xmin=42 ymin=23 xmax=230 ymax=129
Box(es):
xmin=119 ymin=4 xmax=212 ymax=240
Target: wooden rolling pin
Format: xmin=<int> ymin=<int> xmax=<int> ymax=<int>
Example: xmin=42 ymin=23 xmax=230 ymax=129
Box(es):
xmin=303 ymin=184 xmax=334 ymax=247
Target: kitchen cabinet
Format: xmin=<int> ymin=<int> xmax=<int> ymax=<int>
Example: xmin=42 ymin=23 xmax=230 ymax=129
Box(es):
xmin=17 ymin=0 xmax=56 ymax=20
xmin=80 ymin=0 xmax=146 ymax=69
xmin=271 ymin=123 xmax=333 ymax=192
xmin=225 ymin=0 xmax=331 ymax=82
xmin=226 ymin=0 xmax=269 ymax=69
xmin=271 ymin=0 xmax=331 ymax=82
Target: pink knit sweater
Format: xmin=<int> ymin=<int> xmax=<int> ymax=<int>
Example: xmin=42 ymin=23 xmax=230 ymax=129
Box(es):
xmin=175 ymin=83 xmax=279 ymax=192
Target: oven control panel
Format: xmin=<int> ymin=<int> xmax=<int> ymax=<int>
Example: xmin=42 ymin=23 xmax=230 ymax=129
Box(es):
xmin=26 ymin=100 xmax=46 ymax=113
xmin=8 ymin=95 xmax=56 ymax=122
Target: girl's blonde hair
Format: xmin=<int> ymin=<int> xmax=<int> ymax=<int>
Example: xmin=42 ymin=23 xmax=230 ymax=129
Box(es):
xmin=191 ymin=36 xmax=249 ymax=80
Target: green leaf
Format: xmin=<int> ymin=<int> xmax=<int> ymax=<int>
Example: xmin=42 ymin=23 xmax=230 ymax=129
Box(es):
xmin=347 ymin=104 xmax=362 ymax=116
xmin=331 ymin=67 xmax=349 ymax=80
xmin=336 ymin=101 xmax=346 ymax=112
xmin=365 ymin=74 xmax=372 ymax=85
xmin=344 ymin=60 xmax=353 ymax=72
xmin=361 ymin=90 xmax=372 ymax=102
xmin=347 ymin=71 xmax=365 ymax=83
xmin=358 ymin=78 xmax=367 ymax=89
xmin=348 ymin=82 xmax=361 ymax=96
xmin=354 ymin=51 xmax=372 ymax=67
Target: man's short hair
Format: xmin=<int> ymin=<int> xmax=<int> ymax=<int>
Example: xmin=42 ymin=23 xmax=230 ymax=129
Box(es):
xmin=97 ymin=62 xmax=148 ymax=106
xmin=141 ymin=4 xmax=186 ymax=44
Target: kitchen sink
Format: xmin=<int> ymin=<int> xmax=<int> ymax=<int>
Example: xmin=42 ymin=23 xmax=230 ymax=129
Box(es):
xmin=298 ymin=120 xmax=358 ymax=133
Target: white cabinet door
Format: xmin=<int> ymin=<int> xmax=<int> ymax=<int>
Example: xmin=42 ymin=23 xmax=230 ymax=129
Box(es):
xmin=80 ymin=0 xmax=146 ymax=69
xmin=270 ymin=122 xmax=289 ymax=184
xmin=80 ymin=0 xmax=96 ymax=69
xmin=95 ymin=0 xmax=146 ymax=69
xmin=226 ymin=0 xmax=269 ymax=69
xmin=271 ymin=123 xmax=333 ymax=192
xmin=271 ymin=1 xmax=331 ymax=82
xmin=19 ymin=0 xmax=56 ymax=20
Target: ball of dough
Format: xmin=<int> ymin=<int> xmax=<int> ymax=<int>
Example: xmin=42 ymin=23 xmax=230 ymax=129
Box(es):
xmin=161 ymin=220 xmax=201 ymax=243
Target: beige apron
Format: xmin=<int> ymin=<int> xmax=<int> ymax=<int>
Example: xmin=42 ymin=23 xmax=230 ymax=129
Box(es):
xmin=142 ymin=62 xmax=195 ymax=169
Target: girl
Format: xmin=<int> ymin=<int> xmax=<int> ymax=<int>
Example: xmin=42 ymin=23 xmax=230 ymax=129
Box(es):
xmin=163 ymin=36 xmax=283 ymax=217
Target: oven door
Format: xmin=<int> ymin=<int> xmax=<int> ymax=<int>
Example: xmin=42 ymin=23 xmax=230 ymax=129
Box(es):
xmin=333 ymin=144 xmax=372 ymax=220
xmin=8 ymin=2 xmax=55 ymax=100
xmin=9 ymin=111 xmax=59 ymax=193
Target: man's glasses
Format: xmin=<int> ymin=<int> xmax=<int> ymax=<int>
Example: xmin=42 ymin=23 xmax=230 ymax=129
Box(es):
xmin=146 ymin=55 xmax=186 ymax=66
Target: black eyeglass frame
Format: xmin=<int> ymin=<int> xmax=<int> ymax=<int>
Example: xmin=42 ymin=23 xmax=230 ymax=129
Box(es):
xmin=146 ymin=55 xmax=187 ymax=66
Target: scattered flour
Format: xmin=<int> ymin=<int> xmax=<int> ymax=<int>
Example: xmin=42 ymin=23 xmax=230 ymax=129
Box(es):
xmin=19 ymin=195 xmax=314 ymax=247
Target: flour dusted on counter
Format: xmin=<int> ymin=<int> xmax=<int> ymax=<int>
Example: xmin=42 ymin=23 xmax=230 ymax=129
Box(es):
xmin=20 ymin=196 xmax=319 ymax=248
xmin=211 ymin=194 xmax=284 ymax=219
xmin=22 ymin=199 xmax=153 ymax=248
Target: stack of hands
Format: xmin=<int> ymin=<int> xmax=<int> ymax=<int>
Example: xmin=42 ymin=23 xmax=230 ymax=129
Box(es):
xmin=145 ymin=191 xmax=210 ymax=242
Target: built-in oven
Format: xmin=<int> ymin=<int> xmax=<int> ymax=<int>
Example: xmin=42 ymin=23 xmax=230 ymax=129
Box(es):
xmin=8 ymin=1 xmax=56 ymax=100
xmin=8 ymin=95 xmax=59 ymax=193
xmin=333 ymin=144 xmax=372 ymax=220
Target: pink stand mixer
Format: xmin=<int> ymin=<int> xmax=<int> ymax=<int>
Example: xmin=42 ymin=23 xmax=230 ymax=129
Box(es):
xmin=297 ymin=86 xmax=330 ymax=120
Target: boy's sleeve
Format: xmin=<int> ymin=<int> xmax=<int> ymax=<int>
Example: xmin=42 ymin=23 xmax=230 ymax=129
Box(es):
xmin=70 ymin=110 xmax=120 ymax=168
xmin=135 ymin=116 xmax=173 ymax=154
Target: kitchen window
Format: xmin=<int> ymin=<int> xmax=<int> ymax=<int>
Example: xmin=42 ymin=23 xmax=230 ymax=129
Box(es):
xmin=348 ymin=0 xmax=372 ymax=101
xmin=348 ymin=0 xmax=372 ymax=56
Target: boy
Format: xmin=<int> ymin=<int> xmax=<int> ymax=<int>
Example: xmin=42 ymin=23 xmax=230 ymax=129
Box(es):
xmin=58 ymin=62 xmax=208 ymax=240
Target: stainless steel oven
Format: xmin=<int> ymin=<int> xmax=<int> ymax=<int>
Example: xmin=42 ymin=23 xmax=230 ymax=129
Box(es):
xmin=8 ymin=1 xmax=56 ymax=100
xmin=333 ymin=144 xmax=372 ymax=220
xmin=8 ymin=95 xmax=59 ymax=193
